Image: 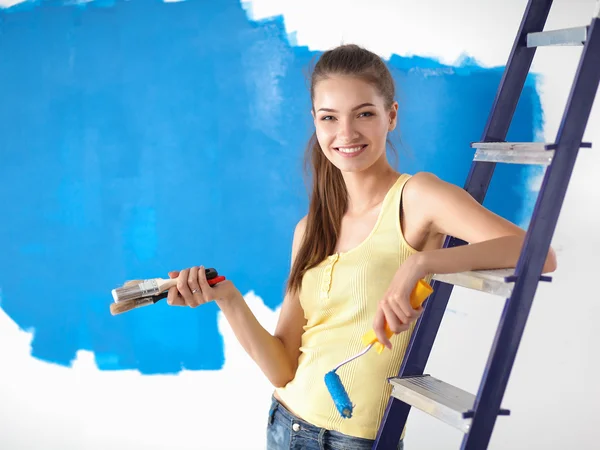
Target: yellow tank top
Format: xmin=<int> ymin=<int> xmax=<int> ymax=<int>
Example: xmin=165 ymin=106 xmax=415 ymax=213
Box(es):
xmin=276 ymin=173 xmax=430 ymax=440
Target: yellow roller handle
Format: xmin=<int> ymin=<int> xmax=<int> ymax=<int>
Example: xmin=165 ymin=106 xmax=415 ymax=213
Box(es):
xmin=361 ymin=279 xmax=434 ymax=354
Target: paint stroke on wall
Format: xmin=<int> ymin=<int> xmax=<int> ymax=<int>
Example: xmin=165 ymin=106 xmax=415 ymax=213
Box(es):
xmin=0 ymin=0 xmax=542 ymax=374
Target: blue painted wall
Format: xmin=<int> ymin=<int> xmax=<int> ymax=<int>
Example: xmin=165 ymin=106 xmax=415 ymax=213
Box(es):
xmin=0 ymin=0 xmax=541 ymax=374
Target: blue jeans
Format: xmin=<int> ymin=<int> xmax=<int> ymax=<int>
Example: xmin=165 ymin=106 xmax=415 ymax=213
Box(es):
xmin=266 ymin=396 xmax=404 ymax=450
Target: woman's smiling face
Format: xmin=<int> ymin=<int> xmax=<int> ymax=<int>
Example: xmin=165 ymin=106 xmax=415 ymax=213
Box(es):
xmin=312 ymin=74 xmax=398 ymax=173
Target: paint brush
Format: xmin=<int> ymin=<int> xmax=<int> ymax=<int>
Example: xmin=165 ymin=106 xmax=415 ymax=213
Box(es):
xmin=110 ymin=270 xmax=225 ymax=315
xmin=111 ymin=268 xmax=220 ymax=303
xmin=109 ymin=276 xmax=222 ymax=315
xmin=110 ymin=291 xmax=169 ymax=316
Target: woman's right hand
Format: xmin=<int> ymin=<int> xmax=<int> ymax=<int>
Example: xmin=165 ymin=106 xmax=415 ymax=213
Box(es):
xmin=166 ymin=265 xmax=237 ymax=308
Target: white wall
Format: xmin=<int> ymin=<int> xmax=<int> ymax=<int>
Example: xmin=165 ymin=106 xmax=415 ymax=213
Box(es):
xmin=1 ymin=1 xmax=598 ymax=449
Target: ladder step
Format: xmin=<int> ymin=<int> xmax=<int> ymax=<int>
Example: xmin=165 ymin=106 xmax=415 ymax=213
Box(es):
xmin=527 ymin=26 xmax=588 ymax=47
xmin=389 ymin=375 xmax=510 ymax=433
xmin=432 ymin=268 xmax=552 ymax=298
xmin=470 ymin=141 xmax=591 ymax=165
xmin=472 ymin=142 xmax=553 ymax=165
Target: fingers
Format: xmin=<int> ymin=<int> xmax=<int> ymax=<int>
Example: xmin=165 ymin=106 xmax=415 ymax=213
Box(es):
xmin=166 ymin=270 xmax=184 ymax=306
xmin=167 ymin=266 xmax=214 ymax=307
xmin=197 ymin=266 xmax=213 ymax=303
xmin=375 ymin=290 xmax=420 ymax=349
xmin=372 ymin=307 xmax=392 ymax=350
xmin=383 ymin=301 xmax=410 ymax=334
xmin=398 ymin=299 xmax=420 ymax=323
xmin=167 ymin=285 xmax=185 ymax=306
xmin=186 ymin=266 xmax=203 ymax=308
xmin=386 ymin=294 xmax=410 ymax=325
xmin=384 ymin=290 xmax=423 ymax=329
xmin=177 ymin=267 xmax=200 ymax=308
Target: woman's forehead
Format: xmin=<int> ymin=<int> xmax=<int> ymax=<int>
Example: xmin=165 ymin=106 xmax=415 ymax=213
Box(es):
xmin=313 ymin=76 xmax=385 ymax=109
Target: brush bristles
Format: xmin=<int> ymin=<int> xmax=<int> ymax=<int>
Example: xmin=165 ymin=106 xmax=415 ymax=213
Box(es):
xmin=110 ymin=297 xmax=154 ymax=315
xmin=110 ymin=301 xmax=137 ymax=315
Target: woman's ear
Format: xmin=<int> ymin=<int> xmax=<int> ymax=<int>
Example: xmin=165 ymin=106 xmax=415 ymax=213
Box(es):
xmin=388 ymin=101 xmax=399 ymax=131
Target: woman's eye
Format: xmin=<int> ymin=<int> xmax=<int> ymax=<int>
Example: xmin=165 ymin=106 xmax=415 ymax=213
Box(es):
xmin=319 ymin=112 xmax=373 ymax=121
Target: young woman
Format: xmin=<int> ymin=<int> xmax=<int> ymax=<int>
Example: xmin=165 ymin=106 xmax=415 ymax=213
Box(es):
xmin=166 ymin=44 xmax=557 ymax=450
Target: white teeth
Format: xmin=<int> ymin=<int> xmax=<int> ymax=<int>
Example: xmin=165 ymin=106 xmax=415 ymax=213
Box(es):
xmin=336 ymin=146 xmax=364 ymax=154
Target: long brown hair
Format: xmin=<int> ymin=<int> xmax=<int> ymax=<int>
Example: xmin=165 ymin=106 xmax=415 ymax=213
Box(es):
xmin=286 ymin=44 xmax=398 ymax=295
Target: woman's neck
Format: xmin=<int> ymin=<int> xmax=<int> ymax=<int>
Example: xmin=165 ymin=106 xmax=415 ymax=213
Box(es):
xmin=342 ymin=162 xmax=400 ymax=216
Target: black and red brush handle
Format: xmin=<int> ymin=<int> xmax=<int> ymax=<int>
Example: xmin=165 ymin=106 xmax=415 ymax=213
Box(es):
xmin=151 ymin=267 xmax=225 ymax=304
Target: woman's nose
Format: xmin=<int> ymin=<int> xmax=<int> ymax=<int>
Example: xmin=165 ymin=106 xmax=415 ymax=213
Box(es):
xmin=337 ymin=119 xmax=359 ymax=141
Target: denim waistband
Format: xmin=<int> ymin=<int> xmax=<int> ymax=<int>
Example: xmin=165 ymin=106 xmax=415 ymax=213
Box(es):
xmin=268 ymin=395 xmax=377 ymax=449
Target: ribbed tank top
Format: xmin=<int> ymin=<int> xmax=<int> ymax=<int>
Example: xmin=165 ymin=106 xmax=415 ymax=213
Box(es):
xmin=276 ymin=173 xmax=431 ymax=440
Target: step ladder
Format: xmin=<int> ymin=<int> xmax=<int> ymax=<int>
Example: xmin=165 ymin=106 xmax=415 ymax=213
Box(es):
xmin=374 ymin=1 xmax=600 ymax=449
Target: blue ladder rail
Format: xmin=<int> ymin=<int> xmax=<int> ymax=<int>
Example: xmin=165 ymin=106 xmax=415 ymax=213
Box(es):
xmin=373 ymin=0 xmax=600 ymax=449
xmin=462 ymin=4 xmax=600 ymax=449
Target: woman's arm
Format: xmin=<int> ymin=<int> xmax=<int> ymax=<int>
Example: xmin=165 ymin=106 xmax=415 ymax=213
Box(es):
xmin=213 ymin=217 xmax=308 ymax=388
xmin=414 ymin=235 xmax=556 ymax=276
xmin=406 ymin=172 xmax=557 ymax=274
xmin=372 ymin=172 xmax=557 ymax=348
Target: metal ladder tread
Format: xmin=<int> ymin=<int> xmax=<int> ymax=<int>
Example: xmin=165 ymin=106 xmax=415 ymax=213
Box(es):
xmin=432 ymin=268 xmax=551 ymax=298
xmin=389 ymin=375 xmax=509 ymax=434
xmin=470 ymin=141 xmax=591 ymax=165
xmin=527 ymin=26 xmax=589 ymax=47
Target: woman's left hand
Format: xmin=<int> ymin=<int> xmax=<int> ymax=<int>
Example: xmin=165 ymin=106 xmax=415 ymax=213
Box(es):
xmin=373 ymin=254 xmax=426 ymax=350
